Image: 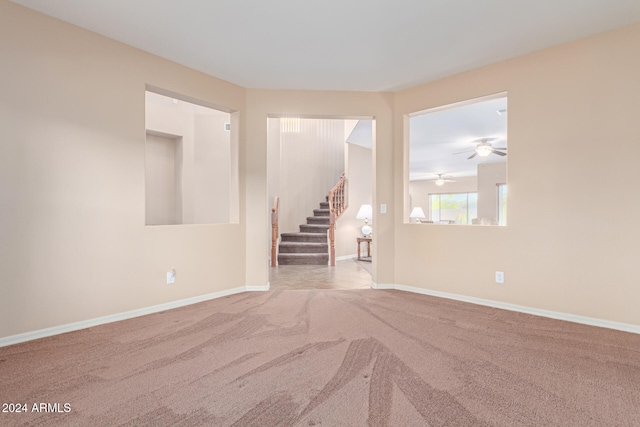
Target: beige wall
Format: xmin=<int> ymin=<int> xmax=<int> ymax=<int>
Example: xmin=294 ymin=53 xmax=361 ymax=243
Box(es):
xmin=477 ymin=162 xmax=506 ymax=221
xmin=145 ymin=101 xmax=196 ymax=223
xmin=0 ymin=1 xmax=246 ymax=338
xmin=145 ymin=133 xmax=180 ymax=225
xmin=3 ymin=0 xmax=640 ymax=341
xmin=395 ymin=22 xmax=640 ymax=325
xmin=336 ymin=143 xmax=373 ymax=258
xmin=193 ymin=114 xmax=232 ymax=224
xmin=146 ymin=99 xmax=232 ymax=224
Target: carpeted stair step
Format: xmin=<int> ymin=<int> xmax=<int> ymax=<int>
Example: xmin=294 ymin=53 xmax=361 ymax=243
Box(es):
xmin=307 ymin=216 xmax=330 ymax=225
xmin=281 ymin=232 xmax=327 ymax=243
xmin=275 ymin=199 xmax=331 ymax=266
xmin=277 ymin=253 xmax=329 ymax=265
xmin=300 ymin=224 xmax=330 ymax=233
xmin=279 ymin=242 xmax=328 ymax=253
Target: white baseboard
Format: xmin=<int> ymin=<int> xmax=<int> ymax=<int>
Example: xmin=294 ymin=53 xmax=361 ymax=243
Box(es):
xmin=375 ymin=283 xmax=640 ymax=335
xmin=336 ymin=254 xmax=358 ymax=261
xmin=0 ymin=284 xmax=269 ymax=348
xmin=6 ymin=282 xmax=636 ymax=347
xmin=370 ymin=282 xmax=395 ymax=290
xmin=246 ymin=283 xmax=270 ymax=291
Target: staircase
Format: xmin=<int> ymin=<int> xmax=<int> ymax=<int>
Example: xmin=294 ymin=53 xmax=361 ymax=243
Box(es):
xmin=277 ymin=201 xmax=330 ymax=265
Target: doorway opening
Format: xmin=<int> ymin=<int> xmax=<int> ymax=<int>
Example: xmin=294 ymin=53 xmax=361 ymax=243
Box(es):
xmin=266 ymin=116 xmax=374 ymax=289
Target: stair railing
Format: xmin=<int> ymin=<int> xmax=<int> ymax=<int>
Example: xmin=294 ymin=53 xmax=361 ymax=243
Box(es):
xmin=271 ymin=196 xmax=279 ymax=267
xmin=328 ymin=173 xmax=347 ymax=266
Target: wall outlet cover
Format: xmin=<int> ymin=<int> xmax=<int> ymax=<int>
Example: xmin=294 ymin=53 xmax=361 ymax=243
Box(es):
xmin=495 ymin=271 xmax=505 ymax=284
xmin=166 ymin=269 xmax=176 ymax=284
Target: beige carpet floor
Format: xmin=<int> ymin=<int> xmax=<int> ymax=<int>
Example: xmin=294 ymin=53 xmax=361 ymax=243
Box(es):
xmin=1 ymin=289 xmax=639 ymax=426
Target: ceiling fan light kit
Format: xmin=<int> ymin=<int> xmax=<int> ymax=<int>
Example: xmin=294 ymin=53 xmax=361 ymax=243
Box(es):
xmin=425 ymin=134 xmax=508 ymax=182
xmin=458 ymin=138 xmax=507 ymax=160
xmin=476 ymin=143 xmax=493 ymax=157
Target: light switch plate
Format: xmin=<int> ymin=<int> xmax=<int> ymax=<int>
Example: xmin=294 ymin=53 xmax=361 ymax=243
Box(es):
xmin=380 ymin=204 xmax=387 ymax=214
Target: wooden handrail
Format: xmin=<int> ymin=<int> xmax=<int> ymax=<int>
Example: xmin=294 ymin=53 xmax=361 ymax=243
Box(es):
xmin=271 ymin=196 xmax=279 ymax=267
xmin=328 ymin=173 xmax=347 ymax=266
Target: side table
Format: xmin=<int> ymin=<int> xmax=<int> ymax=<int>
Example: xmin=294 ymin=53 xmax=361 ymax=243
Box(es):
xmin=357 ymin=237 xmax=372 ymax=262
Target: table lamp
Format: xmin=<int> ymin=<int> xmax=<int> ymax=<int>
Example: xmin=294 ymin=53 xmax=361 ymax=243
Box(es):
xmin=356 ymin=204 xmax=373 ymax=237
xmin=410 ymin=207 xmax=426 ymax=223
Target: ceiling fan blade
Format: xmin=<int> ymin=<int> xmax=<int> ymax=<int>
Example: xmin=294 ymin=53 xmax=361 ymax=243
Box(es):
xmin=471 ymin=137 xmax=498 ymax=144
xmin=493 ymin=147 xmax=507 ymax=150
xmin=491 ymin=149 xmax=507 ymax=156
xmin=453 ymin=149 xmax=475 ymax=155
xmin=467 ymin=152 xmax=478 ymax=160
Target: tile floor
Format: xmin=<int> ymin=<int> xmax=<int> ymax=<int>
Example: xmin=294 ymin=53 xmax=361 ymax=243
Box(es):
xmin=269 ymin=259 xmax=372 ymax=290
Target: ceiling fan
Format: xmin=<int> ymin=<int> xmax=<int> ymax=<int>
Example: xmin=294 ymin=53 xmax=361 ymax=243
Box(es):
xmin=455 ymin=138 xmax=507 ymax=159
xmin=433 ymin=174 xmax=456 ymax=186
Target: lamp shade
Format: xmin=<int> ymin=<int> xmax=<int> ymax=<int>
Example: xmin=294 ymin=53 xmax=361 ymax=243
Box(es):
xmin=356 ymin=204 xmax=373 ymax=219
xmin=409 ymin=207 xmax=426 ymax=219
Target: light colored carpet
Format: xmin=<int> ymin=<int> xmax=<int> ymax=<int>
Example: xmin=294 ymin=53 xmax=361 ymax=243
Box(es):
xmin=1 ymin=289 xmax=639 ymax=426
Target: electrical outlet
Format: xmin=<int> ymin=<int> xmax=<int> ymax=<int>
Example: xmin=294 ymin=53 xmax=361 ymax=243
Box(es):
xmin=166 ymin=269 xmax=176 ymax=284
xmin=495 ymin=271 xmax=504 ymax=284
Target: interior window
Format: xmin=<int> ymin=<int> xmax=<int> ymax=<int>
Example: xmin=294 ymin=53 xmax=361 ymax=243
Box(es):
xmin=145 ymin=89 xmax=239 ymax=225
xmin=498 ymin=184 xmax=507 ymax=226
xmin=429 ymin=192 xmax=478 ymax=224
xmin=408 ymin=93 xmax=507 ymax=225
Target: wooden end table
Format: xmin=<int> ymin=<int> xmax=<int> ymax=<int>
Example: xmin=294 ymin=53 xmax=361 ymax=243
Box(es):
xmin=357 ymin=237 xmax=372 ymax=262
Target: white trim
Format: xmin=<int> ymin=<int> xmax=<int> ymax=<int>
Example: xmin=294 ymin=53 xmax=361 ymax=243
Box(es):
xmin=377 ymin=283 xmax=640 ymax=335
xmin=336 ymin=254 xmax=357 ymax=261
xmin=6 ymin=282 xmax=636 ymax=348
xmin=246 ymin=283 xmax=270 ymax=291
xmin=370 ymin=282 xmax=395 ymax=290
xmin=0 ymin=285 xmax=267 ymax=348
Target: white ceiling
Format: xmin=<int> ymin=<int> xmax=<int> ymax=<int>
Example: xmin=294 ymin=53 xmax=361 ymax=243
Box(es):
xmin=346 ymin=120 xmax=373 ymax=149
xmin=11 ymin=0 xmax=640 ymax=92
xmin=410 ymin=96 xmax=507 ymax=181
xmin=146 ymin=91 xmax=230 ymax=117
